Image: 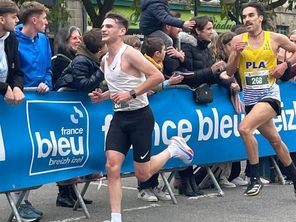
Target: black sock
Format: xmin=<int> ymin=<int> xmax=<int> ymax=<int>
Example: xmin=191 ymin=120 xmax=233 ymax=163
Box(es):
xmin=285 ymin=163 xmax=296 ymax=189
xmin=250 ymin=163 xmax=260 ymax=182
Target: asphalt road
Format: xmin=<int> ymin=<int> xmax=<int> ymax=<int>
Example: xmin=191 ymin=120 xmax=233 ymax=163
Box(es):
xmin=1 ymin=176 xmax=296 ymax=222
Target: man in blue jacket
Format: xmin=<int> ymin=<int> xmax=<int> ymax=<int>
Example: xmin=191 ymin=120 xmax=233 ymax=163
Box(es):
xmin=14 ymin=1 xmax=52 ymax=221
xmin=15 ymin=1 xmax=52 ymax=92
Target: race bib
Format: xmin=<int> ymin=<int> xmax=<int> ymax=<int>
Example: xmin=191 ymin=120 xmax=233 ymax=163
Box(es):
xmin=245 ymin=70 xmax=270 ymax=89
xmin=113 ymin=101 xmax=129 ymax=111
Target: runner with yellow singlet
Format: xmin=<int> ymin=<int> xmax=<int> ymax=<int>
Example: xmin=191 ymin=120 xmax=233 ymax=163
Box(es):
xmin=238 ymin=31 xmax=279 ymax=106
xmin=226 ymin=2 xmax=296 ymax=197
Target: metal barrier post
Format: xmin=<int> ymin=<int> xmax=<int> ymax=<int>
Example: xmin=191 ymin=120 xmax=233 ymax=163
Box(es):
xmin=160 ymin=172 xmax=177 ymax=204
xmin=198 ymin=166 xmax=224 ymax=197
xmin=72 ymin=184 xmax=90 ymax=218
xmin=270 ymin=156 xmax=286 ymax=185
xmin=7 ymin=190 xmax=27 ymax=222
xmin=73 ymin=181 xmax=91 ymax=211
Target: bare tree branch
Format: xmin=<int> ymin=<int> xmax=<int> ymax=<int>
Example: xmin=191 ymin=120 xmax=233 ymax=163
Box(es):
xmin=268 ymin=0 xmax=288 ymax=9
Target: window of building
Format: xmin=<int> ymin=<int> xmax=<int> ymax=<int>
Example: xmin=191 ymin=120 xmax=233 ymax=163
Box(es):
xmin=276 ymin=25 xmax=289 ymax=35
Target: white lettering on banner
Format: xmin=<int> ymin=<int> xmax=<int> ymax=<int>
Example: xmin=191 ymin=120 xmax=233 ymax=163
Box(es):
xmin=27 ymin=102 xmax=89 ymax=176
xmin=161 ymin=120 xmax=176 ymax=144
xmin=101 ymin=114 xmax=113 ymax=149
xmin=101 ymin=116 xmax=192 ymax=146
xmin=196 ymin=108 xmax=244 ymax=141
xmin=36 ymin=131 xmax=84 ymax=158
xmin=0 ymin=126 xmax=5 ymax=161
xmin=48 ymin=156 xmax=84 ymax=166
xmin=61 ymin=127 xmax=83 ymax=135
xmin=275 ymin=101 xmax=296 ymax=131
xmin=155 ymin=120 xmax=192 ymax=145
xmin=101 ymin=102 xmax=295 ymax=145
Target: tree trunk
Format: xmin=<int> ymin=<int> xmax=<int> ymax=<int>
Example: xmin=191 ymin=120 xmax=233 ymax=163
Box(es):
xmin=81 ymin=0 xmax=116 ymax=28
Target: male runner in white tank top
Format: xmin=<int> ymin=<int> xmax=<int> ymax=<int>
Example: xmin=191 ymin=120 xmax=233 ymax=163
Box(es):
xmin=89 ymin=12 xmax=194 ymax=222
xmin=226 ymin=2 xmax=296 ymax=197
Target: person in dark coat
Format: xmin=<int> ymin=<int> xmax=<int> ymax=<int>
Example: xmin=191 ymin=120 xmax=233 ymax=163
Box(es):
xmin=140 ymin=0 xmax=195 ymax=46
xmin=177 ymin=16 xmax=234 ymax=197
xmin=54 ymin=28 xmax=106 ymax=92
xmin=54 ymin=28 xmax=106 ymax=208
xmin=0 ymin=0 xmax=24 ymax=105
xmin=179 ymin=16 xmax=232 ymax=89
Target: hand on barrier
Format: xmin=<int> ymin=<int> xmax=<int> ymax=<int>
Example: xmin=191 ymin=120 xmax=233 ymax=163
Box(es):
xmin=37 ymin=82 xmax=49 ymax=93
xmin=4 ymin=86 xmax=14 ymax=104
xmin=168 ymin=73 xmax=184 ymax=85
xmin=13 ymin=87 xmax=25 ymax=105
xmin=230 ymin=82 xmax=240 ymax=92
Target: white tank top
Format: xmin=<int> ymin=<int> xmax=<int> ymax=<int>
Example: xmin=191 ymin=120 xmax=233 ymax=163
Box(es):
xmin=104 ymin=44 xmax=149 ymax=111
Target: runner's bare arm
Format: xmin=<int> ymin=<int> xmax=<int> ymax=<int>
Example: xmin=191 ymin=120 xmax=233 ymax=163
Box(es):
xmin=125 ymin=47 xmax=164 ymax=96
xmin=226 ymin=35 xmax=243 ymax=77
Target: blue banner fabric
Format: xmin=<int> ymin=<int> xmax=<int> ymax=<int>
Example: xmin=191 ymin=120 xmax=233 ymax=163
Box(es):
xmin=0 ymin=82 xmax=295 ymax=192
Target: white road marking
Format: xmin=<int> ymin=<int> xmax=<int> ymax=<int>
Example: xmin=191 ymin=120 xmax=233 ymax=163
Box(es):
xmin=188 ymin=193 xmax=220 ymax=199
xmin=49 ymin=216 xmax=86 ymax=222
xmin=91 ymin=182 xmax=138 ymax=191
xmin=123 ymin=203 xmax=161 ymax=212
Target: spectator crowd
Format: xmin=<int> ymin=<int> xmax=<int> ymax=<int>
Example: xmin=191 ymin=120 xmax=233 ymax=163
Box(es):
xmin=1 ymin=0 xmax=296 ymax=222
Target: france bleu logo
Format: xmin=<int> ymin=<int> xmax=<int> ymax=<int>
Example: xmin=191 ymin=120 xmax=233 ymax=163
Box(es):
xmin=27 ymin=101 xmax=89 ymax=175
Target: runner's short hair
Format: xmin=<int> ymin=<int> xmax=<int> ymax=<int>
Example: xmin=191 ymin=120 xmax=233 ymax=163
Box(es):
xmin=0 ymin=0 xmax=19 ymax=16
xmin=105 ymin=12 xmax=129 ymax=31
xmin=242 ymin=2 xmax=266 ymax=21
xmin=18 ymin=1 xmax=49 ymax=24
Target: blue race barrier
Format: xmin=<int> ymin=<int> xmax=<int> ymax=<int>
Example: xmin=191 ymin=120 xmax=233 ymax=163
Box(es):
xmin=0 ymin=82 xmax=295 ymax=192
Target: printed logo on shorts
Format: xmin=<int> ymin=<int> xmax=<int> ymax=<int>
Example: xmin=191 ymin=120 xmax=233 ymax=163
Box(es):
xmin=27 ymin=101 xmax=89 ymax=175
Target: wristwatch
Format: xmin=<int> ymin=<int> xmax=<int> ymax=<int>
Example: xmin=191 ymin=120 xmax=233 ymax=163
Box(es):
xmin=129 ymin=89 xmax=137 ymax=99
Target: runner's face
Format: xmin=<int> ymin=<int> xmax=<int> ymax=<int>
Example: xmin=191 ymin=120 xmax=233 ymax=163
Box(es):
xmin=197 ymin=21 xmax=213 ymax=42
xmin=242 ymin=7 xmax=263 ymax=33
xmin=0 ymin=13 xmax=19 ymax=32
xmin=101 ymin=18 xmax=126 ymax=44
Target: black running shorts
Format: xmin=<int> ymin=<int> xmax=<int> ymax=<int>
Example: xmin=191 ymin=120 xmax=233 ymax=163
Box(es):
xmin=106 ymin=106 xmax=154 ymax=163
xmin=245 ymin=98 xmax=281 ymax=116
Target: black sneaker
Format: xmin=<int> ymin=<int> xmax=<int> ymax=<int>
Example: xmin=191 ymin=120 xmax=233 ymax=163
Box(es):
xmin=244 ymin=180 xmax=263 ymax=197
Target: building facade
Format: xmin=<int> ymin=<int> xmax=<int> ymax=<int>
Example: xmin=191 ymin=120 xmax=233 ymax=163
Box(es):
xmin=65 ymin=0 xmax=296 ymax=36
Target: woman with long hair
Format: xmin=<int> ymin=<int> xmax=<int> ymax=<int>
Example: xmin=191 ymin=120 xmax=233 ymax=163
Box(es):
xmin=52 ymin=26 xmax=82 ymax=85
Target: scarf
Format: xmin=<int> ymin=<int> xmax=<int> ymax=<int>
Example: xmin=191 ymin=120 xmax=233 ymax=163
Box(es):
xmin=144 ymin=53 xmax=163 ymax=72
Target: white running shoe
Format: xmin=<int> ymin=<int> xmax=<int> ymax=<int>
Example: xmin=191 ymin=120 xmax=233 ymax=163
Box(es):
xmin=152 ymin=187 xmax=171 ymax=201
xmin=220 ymin=176 xmax=236 ymax=188
xmin=246 ymin=177 xmax=270 ymax=185
xmin=231 ymin=177 xmax=248 ymax=186
xmin=138 ymin=189 xmax=158 ymax=202
xmin=169 ymin=136 xmax=194 ymax=164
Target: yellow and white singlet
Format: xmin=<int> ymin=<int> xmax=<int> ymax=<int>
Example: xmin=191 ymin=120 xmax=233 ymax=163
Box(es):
xmin=238 ymin=31 xmax=280 ymax=105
